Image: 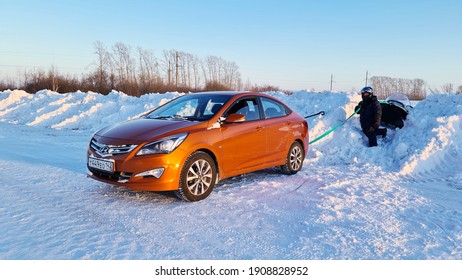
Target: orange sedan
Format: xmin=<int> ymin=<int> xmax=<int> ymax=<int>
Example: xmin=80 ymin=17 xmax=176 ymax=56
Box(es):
xmin=87 ymin=91 xmax=308 ymax=201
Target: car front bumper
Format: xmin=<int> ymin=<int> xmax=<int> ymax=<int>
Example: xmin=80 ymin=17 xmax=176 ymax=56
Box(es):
xmin=86 ymin=148 xmax=188 ymax=192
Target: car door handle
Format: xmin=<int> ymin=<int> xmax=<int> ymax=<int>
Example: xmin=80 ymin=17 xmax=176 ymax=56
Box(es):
xmin=256 ymin=126 xmax=264 ymax=131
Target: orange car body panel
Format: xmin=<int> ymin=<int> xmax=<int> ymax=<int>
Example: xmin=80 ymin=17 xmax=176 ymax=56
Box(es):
xmin=87 ymin=92 xmax=308 ymax=192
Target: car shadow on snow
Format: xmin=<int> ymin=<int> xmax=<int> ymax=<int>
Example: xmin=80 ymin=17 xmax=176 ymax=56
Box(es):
xmin=94 ymin=183 xmax=179 ymax=203
xmin=93 ymin=167 xmax=304 ymax=203
xmin=92 ymin=167 xmax=312 ymax=203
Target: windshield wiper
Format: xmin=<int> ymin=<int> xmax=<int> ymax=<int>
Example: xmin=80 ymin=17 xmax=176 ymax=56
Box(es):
xmin=149 ymin=116 xmax=172 ymax=120
xmin=148 ymin=115 xmax=196 ymax=121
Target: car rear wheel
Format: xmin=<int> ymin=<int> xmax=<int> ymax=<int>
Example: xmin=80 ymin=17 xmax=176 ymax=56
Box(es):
xmin=281 ymin=141 xmax=304 ymax=174
xmin=175 ymin=151 xmax=217 ymax=201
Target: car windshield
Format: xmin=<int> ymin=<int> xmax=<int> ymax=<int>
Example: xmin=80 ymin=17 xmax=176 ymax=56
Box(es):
xmin=146 ymin=94 xmax=232 ymax=121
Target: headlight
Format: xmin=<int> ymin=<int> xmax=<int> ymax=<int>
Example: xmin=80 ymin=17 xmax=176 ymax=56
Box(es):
xmin=136 ymin=133 xmax=188 ymax=155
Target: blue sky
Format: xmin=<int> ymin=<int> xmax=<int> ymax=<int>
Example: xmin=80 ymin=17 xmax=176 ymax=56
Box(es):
xmin=1 ymin=0 xmax=461 ymax=91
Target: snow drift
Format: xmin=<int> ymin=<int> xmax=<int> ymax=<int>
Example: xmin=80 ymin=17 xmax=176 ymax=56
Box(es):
xmin=2 ymin=89 xmax=460 ymax=177
xmin=1 ymin=89 xmax=461 ymax=259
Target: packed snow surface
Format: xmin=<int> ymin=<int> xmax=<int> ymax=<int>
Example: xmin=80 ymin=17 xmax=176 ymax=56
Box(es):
xmin=1 ymin=89 xmax=461 ymax=259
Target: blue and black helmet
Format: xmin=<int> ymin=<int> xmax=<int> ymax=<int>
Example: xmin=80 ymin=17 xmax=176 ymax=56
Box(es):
xmin=361 ymin=86 xmax=374 ymax=95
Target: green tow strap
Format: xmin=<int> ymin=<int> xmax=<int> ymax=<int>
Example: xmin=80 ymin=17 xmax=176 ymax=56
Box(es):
xmin=309 ymin=107 xmax=361 ymax=145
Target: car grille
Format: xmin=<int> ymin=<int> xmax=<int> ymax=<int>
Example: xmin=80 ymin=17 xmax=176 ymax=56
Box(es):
xmin=88 ymin=167 xmax=133 ymax=183
xmin=90 ymin=138 xmax=137 ymax=156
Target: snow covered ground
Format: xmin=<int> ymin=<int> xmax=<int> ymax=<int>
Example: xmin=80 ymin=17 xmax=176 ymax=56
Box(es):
xmin=0 ymin=89 xmax=461 ymax=260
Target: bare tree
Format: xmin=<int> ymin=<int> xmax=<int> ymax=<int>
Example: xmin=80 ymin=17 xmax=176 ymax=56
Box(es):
xmin=202 ymin=55 xmax=219 ymax=84
xmin=46 ymin=65 xmax=59 ymax=92
xmin=223 ymin=60 xmax=241 ymax=89
xmin=442 ymin=83 xmax=454 ymax=93
xmin=162 ymin=49 xmax=177 ymax=87
xmin=177 ymin=51 xmax=202 ymax=90
xmin=138 ymin=47 xmax=161 ymax=93
xmin=409 ymin=79 xmax=426 ymax=99
xmin=202 ymin=55 xmax=241 ymax=90
xmin=191 ymin=54 xmax=201 ymax=90
xmin=160 ymin=49 xmax=204 ymax=91
xmin=92 ymin=41 xmax=112 ymax=94
xmin=0 ymin=76 xmax=17 ymax=91
xmin=111 ymin=42 xmax=138 ymax=94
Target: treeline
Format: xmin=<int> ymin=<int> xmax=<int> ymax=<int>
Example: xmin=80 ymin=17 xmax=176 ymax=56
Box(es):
xmin=371 ymin=76 xmax=462 ymax=100
xmin=370 ymin=76 xmax=427 ymax=100
xmin=1 ymin=41 xmax=460 ymax=97
xmin=1 ymin=41 xmax=276 ymax=96
xmin=88 ymin=41 xmax=245 ymax=95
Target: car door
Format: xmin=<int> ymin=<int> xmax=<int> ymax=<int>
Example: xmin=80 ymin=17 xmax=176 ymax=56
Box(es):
xmin=261 ymin=97 xmax=291 ymax=165
xmin=219 ymin=97 xmax=266 ymax=176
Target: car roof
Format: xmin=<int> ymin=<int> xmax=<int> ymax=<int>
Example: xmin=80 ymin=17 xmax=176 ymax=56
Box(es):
xmin=190 ymin=91 xmax=263 ymax=97
xmin=191 ymin=91 xmax=245 ymax=94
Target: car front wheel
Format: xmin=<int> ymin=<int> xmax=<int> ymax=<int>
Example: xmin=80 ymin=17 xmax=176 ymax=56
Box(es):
xmin=175 ymin=151 xmax=217 ymax=201
xmin=281 ymin=141 xmax=304 ymax=174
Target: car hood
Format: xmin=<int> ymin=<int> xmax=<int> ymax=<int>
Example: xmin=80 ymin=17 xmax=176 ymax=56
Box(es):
xmin=94 ymin=118 xmax=202 ymax=143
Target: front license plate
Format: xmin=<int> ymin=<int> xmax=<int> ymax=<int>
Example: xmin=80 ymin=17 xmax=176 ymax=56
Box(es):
xmin=88 ymin=157 xmax=114 ymax=173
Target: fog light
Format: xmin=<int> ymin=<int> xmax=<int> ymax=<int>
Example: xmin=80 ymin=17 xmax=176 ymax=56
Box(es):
xmin=135 ymin=168 xmax=164 ymax=178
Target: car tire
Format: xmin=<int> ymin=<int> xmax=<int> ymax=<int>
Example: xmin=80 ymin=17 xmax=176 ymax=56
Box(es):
xmin=281 ymin=141 xmax=304 ymax=175
xmin=175 ymin=151 xmax=217 ymax=202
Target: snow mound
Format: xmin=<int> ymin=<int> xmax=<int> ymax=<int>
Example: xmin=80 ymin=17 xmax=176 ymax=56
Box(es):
xmin=0 ymin=89 xmax=181 ymax=131
xmin=1 ymin=89 xmax=462 ymax=260
xmin=1 ymin=89 xmax=461 ymax=177
xmin=398 ymin=94 xmax=462 ymax=177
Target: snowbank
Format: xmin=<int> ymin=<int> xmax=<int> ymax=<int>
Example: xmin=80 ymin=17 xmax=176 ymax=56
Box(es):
xmin=1 ymin=89 xmax=462 ymax=260
xmin=0 ymin=89 xmax=180 ymax=130
xmin=1 ymin=89 xmax=461 ymax=178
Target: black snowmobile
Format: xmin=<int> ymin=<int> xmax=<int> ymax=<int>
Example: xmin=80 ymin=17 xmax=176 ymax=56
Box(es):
xmin=379 ymin=93 xmax=412 ymax=128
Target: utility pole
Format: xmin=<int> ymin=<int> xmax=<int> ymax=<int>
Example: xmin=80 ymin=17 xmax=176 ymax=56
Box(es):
xmin=330 ymin=74 xmax=334 ymax=91
xmin=365 ymin=71 xmax=369 ymax=86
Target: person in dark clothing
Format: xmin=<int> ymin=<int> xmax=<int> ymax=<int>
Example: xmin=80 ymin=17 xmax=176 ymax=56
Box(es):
xmin=355 ymin=86 xmax=387 ymax=147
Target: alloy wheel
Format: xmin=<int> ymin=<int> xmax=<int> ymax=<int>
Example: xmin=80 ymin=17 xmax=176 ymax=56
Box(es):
xmin=186 ymin=159 xmax=213 ymax=196
xmin=289 ymin=145 xmax=303 ymax=171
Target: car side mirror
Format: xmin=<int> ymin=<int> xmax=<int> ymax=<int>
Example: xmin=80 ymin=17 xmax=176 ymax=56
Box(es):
xmin=225 ymin=113 xmax=246 ymax=123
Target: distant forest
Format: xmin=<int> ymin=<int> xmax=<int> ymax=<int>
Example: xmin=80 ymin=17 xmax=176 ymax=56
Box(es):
xmin=0 ymin=41 xmax=460 ymax=99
